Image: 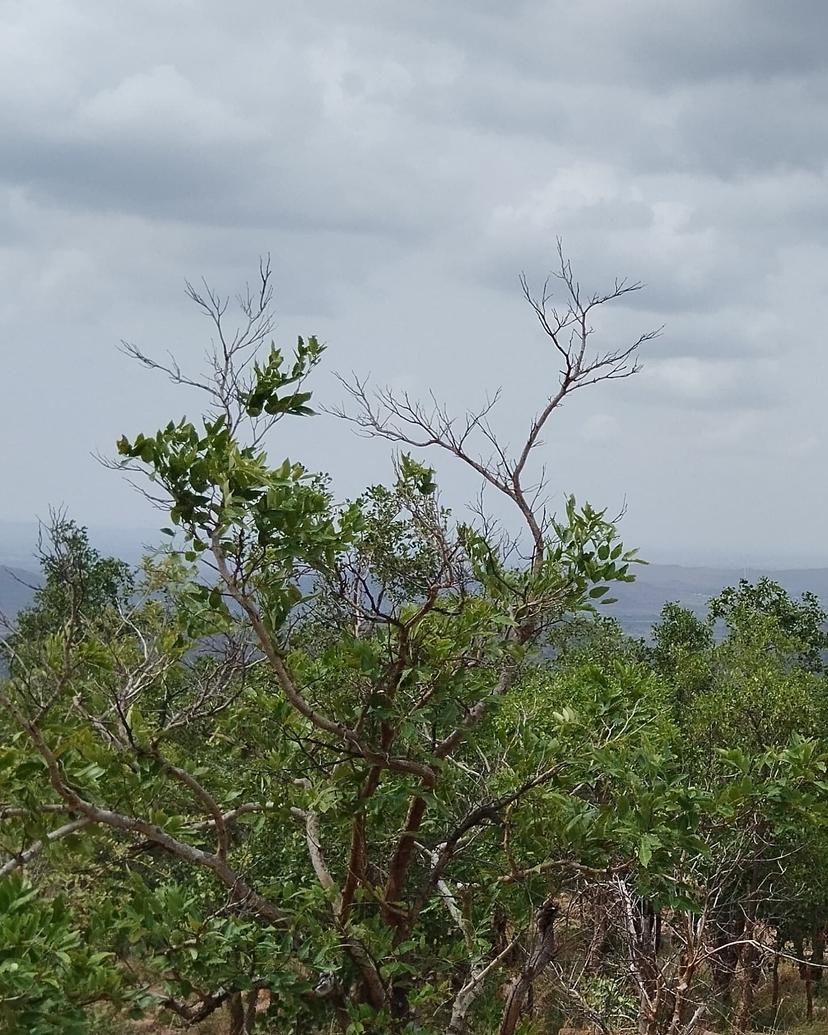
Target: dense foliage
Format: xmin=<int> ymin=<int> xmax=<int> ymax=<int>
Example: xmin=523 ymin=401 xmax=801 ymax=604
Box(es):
xmin=2 ymin=261 xmax=827 ymax=1035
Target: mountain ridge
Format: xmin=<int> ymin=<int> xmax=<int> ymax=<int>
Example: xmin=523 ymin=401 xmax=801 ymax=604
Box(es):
xmin=3 ymin=521 xmax=828 ymax=635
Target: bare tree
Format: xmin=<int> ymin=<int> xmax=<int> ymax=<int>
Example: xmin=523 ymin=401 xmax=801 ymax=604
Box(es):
xmin=334 ymin=239 xmax=660 ymax=572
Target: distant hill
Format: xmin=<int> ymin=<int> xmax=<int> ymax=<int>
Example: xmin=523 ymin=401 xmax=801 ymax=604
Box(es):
xmin=0 ymin=520 xmax=156 ymax=626
xmin=606 ymin=564 xmax=828 ymax=637
xmin=0 ymin=566 xmax=39 ymax=622
xmin=3 ymin=516 xmax=828 ymax=637
xmin=0 ymin=520 xmax=155 ymax=569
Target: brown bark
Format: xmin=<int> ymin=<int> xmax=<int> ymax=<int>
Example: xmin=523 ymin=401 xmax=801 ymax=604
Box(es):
xmin=734 ymin=937 xmax=760 ymax=1035
xmin=498 ymin=899 xmax=558 ymax=1035
xmin=340 ymin=726 xmax=392 ymax=921
xmin=228 ymin=993 xmax=245 ymax=1035
xmin=227 ymin=988 xmax=261 ymax=1033
xmin=666 ymin=953 xmax=699 ymax=1035
xmin=244 ymin=989 xmax=260 ymax=1031
xmin=795 ymin=933 xmax=808 ymax=979
xmin=711 ymin=913 xmax=744 ymax=1001
xmin=811 ymin=923 xmax=825 ymax=983
xmin=383 ymin=795 xmax=428 ymax=928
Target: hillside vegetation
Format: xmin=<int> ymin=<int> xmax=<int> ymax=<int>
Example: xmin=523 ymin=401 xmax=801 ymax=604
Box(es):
xmin=3 ymin=259 xmax=828 ymax=1035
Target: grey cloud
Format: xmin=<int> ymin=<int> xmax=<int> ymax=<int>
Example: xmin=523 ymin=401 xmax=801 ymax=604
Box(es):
xmin=3 ymin=0 xmax=828 ymax=566
xmin=671 ymin=76 xmax=828 ymax=176
xmin=633 ymin=355 xmax=782 ymax=412
xmin=322 ymin=0 xmax=828 ymax=91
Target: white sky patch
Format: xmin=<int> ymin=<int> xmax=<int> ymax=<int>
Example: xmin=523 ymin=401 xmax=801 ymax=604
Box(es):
xmin=640 ymin=357 xmax=779 ymax=410
xmin=580 ymin=414 xmax=620 ymax=445
xmin=78 ymin=65 xmax=261 ymax=146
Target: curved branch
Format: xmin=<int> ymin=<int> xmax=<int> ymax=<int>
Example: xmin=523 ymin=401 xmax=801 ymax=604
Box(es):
xmin=0 ymin=818 xmax=90 ymax=879
xmin=0 ymin=688 xmax=286 ymax=926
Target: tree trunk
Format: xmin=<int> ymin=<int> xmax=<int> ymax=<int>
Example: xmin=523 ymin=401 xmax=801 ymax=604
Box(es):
xmin=228 ymin=990 xmax=258 ymax=1034
xmin=734 ymin=940 xmax=759 ymax=1035
xmin=795 ymin=932 xmax=808 ymax=979
xmin=390 ymin=981 xmax=412 ymax=1031
xmin=666 ymin=954 xmax=698 ymax=1035
xmin=228 ymin=993 xmax=245 ymax=1035
xmin=637 ymin=986 xmax=660 ymax=1035
xmin=585 ymin=888 xmax=610 ymax=974
xmin=811 ymin=924 xmax=825 ymax=984
xmin=711 ymin=913 xmax=744 ymax=1002
xmin=498 ymin=899 xmax=557 ymax=1035
xmin=244 ymin=988 xmax=259 ymax=1032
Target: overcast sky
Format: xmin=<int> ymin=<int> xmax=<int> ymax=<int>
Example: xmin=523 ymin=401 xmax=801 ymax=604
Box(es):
xmin=2 ymin=0 xmax=828 ymax=566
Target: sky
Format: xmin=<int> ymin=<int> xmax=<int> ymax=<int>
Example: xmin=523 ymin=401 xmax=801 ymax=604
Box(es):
xmin=2 ymin=0 xmax=828 ymax=567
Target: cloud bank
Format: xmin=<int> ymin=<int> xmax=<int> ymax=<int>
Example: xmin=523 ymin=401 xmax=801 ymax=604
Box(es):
xmin=2 ymin=0 xmax=827 ymax=565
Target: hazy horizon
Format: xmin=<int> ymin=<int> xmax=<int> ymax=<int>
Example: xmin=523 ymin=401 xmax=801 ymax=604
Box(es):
xmin=2 ymin=515 xmax=828 ymax=574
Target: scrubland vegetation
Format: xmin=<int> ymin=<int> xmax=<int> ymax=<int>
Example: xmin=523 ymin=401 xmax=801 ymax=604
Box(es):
xmin=3 ymin=256 xmax=828 ymax=1034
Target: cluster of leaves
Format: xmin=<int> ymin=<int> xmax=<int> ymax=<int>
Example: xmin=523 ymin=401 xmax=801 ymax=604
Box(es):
xmin=0 ymin=877 xmax=122 ymax=1035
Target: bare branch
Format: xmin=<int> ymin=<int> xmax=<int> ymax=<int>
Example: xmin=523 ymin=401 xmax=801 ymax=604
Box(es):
xmin=334 ymin=242 xmax=658 ymax=572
